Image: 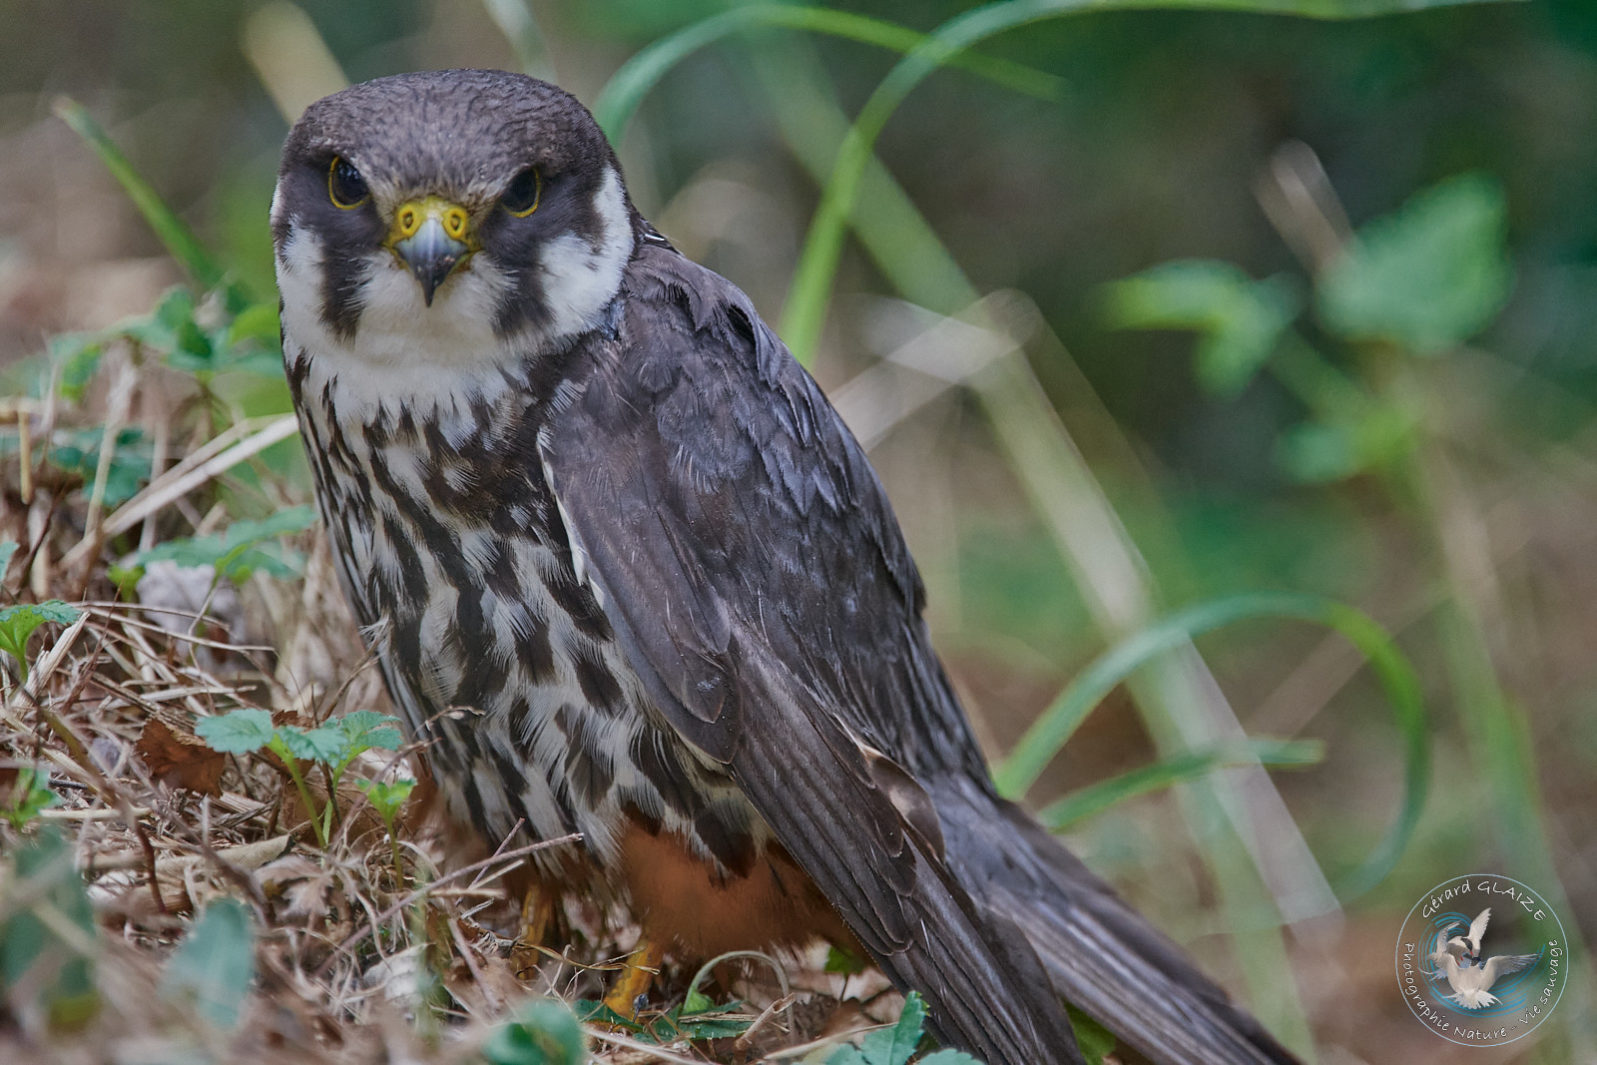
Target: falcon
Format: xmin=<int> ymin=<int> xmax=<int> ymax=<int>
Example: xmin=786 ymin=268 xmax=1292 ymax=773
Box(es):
xmin=273 ymin=69 xmax=1300 ymax=1065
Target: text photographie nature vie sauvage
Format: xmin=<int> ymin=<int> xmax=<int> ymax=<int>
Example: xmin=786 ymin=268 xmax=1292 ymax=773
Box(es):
xmin=273 ymin=68 xmax=1300 ymax=1065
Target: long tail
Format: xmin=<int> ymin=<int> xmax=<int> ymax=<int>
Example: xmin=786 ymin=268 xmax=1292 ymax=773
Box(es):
xmin=935 ymin=777 xmax=1303 ymax=1065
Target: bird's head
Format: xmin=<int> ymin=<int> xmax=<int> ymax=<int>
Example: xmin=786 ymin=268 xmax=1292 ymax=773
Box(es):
xmin=272 ymin=70 xmax=636 ymax=374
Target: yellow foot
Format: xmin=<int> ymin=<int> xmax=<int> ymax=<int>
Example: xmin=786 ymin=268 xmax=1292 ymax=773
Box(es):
xmin=510 ymin=889 xmax=557 ymax=979
xmin=601 ymin=939 xmax=664 ymax=1019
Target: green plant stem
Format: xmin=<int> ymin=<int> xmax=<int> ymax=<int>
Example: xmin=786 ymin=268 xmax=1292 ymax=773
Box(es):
xmin=745 ymin=43 xmax=976 ymax=317
xmin=479 ymin=0 xmax=555 ymax=81
xmin=268 ymin=738 xmax=327 ymax=848
xmin=1268 ymin=335 xmax=1376 ymax=421
xmin=994 ymin=589 xmax=1426 ymax=898
xmin=1037 ymin=738 xmax=1323 ymax=830
xmin=387 ymin=816 xmax=404 ymax=887
xmin=593 ymin=4 xmax=1063 ymax=139
xmin=53 ymin=98 xmax=233 ymax=301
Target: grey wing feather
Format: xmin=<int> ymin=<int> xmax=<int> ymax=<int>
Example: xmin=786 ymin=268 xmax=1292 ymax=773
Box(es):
xmin=541 ymin=247 xmax=1078 ymax=1065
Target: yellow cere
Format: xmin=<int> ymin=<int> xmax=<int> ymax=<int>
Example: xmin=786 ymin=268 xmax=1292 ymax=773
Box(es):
xmin=389 ymin=196 xmax=475 ymax=245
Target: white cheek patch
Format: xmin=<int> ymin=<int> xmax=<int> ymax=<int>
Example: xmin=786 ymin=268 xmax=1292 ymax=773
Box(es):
xmin=537 ymin=165 xmax=634 ymax=342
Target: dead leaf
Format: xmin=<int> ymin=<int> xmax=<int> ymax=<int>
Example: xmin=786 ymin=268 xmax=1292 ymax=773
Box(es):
xmin=135 ymin=717 xmax=225 ymax=796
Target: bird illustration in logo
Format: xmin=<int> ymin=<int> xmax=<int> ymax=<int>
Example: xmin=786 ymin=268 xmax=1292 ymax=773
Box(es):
xmin=1446 ymin=908 xmax=1493 ymax=963
xmin=1429 ymin=907 xmax=1540 ymax=1009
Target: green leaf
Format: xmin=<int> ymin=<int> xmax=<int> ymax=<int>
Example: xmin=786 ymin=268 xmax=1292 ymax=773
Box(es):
xmin=1274 ymin=406 xmax=1414 ymax=483
xmin=356 ymin=776 xmax=415 ymax=821
xmin=574 ymin=998 xmax=643 ymax=1033
xmin=833 ymin=990 xmax=937 ymax=1065
xmin=993 ymin=591 xmax=1428 ymax=898
xmin=12 ymin=427 xmax=152 ymax=506
xmin=3 ymin=767 xmax=62 ymax=830
xmin=920 ymin=1051 xmax=984 ymax=1064
xmin=195 ymin=708 xmax=275 ymax=754
xmin=47 ymin=333 xmax=105 ymax=402
xmin=1102 ymin=260 xmax=1299 ymax=396
xmin=1037 ymin=738 xmax=1324 ymax=831
xmin=161 ymin=898 xmax=255 ymax=1030
xmin=336 ymin=710 xmax=403 ymax=756
xmin=227 ymin=302 xmax=282 ymax=348
xmin=824 ymin=943 xmax=868 ymax=975
xmin=125 ymin=505 xmax=316 ymax=584
xmin=667 ymin=1005 xmax=754 ymax=1040
xmin=482 ymin=998 xmax=589 ymax=1065
xmin=0 ymin=600 xmax=82 ymax=678
xmin=825 ymin=991 xmax=983 ymax=1064
xmin=0 ymin=827 xmax=99 ymax=1030
xmin=1066 ymin=1004 xmax=1117 ymax=1065
xmin=1318 ymin=172 xmax=1513 ymax=354
xmin=680 ymin=985 xmax=713 ymax=1015
xmin=277 ymin=724 xmax=348 ymax=765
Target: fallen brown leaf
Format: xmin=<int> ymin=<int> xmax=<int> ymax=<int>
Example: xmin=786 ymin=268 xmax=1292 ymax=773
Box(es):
xmin=135 ymin=716 xmax=225 ymax=796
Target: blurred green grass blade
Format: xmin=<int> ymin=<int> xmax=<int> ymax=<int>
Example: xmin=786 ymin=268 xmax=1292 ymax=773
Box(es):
xmin=746 ymin=45 xmax=977 ymax=324
xmin=993 ymin=591 xmax=1429 ymax=896
xmin=1038 ymin=738 xmax=1324 ymax=831
xmin=53 ymin=97 xmax=226 ymax=293
xmin=781 ymin=0 xmax=1523 ymax=359
xmin=593 ymin=5 xmax=1064 ymax=139
xmin=480 ymin=0 xmax=554 ymax=80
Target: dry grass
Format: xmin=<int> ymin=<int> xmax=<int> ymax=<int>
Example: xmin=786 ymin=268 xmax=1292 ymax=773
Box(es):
xmin=0 ymin=347 xmax=896 ymax=1065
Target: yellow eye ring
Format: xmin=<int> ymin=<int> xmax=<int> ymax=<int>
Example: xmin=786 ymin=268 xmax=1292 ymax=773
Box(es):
xmin=328 ymin=157 xmax=369 ymax=209
xmin=501 ymin=168 xmax=541 ymax=217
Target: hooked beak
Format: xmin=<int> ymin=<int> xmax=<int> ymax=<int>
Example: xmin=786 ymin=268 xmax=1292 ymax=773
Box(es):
xmin=386 ymin=196 xmax=473 ymax=306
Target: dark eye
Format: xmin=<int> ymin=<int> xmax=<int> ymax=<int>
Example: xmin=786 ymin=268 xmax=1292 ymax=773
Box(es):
xmin=501 ymin=168 xmax=542 ymax=217
xmin=327 ymin=156 xmax=369 ymax=209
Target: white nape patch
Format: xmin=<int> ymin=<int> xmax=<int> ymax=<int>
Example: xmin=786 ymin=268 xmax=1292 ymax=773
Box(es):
xmin=536 ymin=165 xmax=634 ymax=343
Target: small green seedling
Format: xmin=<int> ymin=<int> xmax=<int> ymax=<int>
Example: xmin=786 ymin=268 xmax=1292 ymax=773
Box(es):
xmin=0 ymin=600 xmax=81 ymax=683
xmin=196 ymin=708 xmax=403 ymax=847
xmin=356 ymin=775 xmax=416 ymax=881
xmin=2 ymin=767 xmax=61 ymax=830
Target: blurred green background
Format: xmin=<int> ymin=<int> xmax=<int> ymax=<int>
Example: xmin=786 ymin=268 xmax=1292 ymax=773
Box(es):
xmin=4 ymin=0 xmax=1596 ymax=1061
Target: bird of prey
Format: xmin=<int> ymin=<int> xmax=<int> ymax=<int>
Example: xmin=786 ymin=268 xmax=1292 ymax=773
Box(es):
xmin=273 ymin=69 xmax=1300 ymax=1065
xmin=1429 ymin=947 xmax=1539 ymax=1009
